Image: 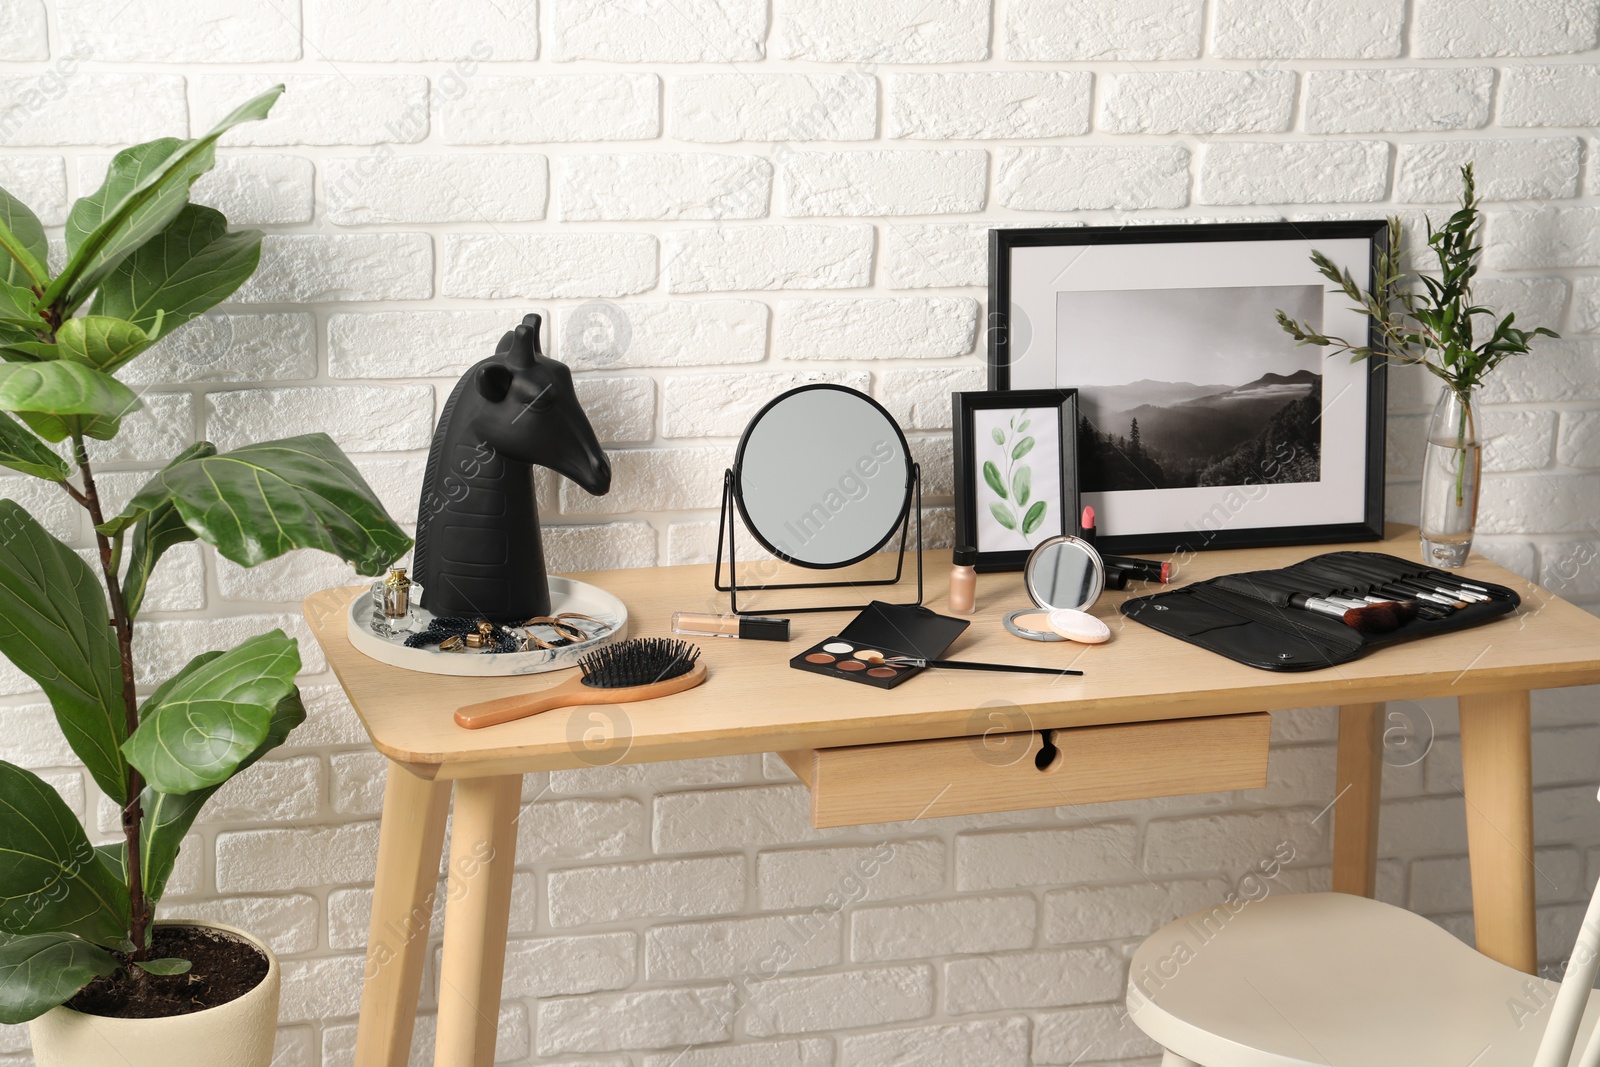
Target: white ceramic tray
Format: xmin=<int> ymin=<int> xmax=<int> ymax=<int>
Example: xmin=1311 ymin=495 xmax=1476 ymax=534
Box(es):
xmin=346 ymin=576 xmax=628 ymax=677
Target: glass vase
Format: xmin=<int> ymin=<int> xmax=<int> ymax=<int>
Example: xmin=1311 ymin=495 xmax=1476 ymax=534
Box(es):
xmin=1419 ymin=386 xmax=1481 ymax=568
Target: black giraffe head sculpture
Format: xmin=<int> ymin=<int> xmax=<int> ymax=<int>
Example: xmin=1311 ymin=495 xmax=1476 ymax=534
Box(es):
xmin=413 ymin=313 xmax=612 ymax=622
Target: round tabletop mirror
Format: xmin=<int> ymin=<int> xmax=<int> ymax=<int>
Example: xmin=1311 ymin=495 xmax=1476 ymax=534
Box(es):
xmin=1024 ymin=534 xmax=1105 ymax=612
xmin=734 ymin=385 xmax=914 ymax=569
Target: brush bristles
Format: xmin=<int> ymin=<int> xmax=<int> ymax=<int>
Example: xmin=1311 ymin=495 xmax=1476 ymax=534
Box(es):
xmin=579 ymin=637 xmax=700 ymax=689
xmin=1341 ymin=603 xmax=1402 ymax=634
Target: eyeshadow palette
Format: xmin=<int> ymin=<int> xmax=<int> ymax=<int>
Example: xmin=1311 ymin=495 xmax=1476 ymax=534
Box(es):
xmin=790 ymin=601 xmax=969 ymax=689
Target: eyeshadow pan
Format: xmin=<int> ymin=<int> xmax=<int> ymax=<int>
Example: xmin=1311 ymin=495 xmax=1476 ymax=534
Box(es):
xmin=805 ymin=653 xmax=836 ymax=664
xmin=822 ymin=641 xmax=853 ymax=654
xmin=854 ymin=649 xmax=884 ymax=662
xmin=837 ymin=660 xmax=866 ymax=672
xmin=866 ymin=667 xmax=897 ymax=678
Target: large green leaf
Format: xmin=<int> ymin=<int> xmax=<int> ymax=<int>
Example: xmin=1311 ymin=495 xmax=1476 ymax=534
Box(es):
xmin=0 ymin=338 xmax=56 ymax=362
xmin=0 ymin=279 xmax=39 ymax=323
xmin=100 ymin=443 xmax=215 ymax=620
xmin=138 ymin=686 xmax=303 ymax=906
xmin=123 ymin=631 xmax=301 ymax=794
xmin=0 ymin=501 xmax=128 ymax=800
xmin=126 ymin=433 xmax=410 ymax=577
xmin=0 ymin=361 xmax=141 ymax=442
xmin=0 ymin=186 xmax=47 ymax=291
xmin=0 ymin=933 xmax=119 ymax=1024
xmin=49 ymin=86 xmax=282 ymax=311
xmin=92 ymin=204 xmax=261 ymax=341
xmin=53 ymin=315 xmax=154 ymax=374
xmin=0 ymin=761 xmax=130 ymax=944
xmin=0 ymin=411 xmax=68 ymax=480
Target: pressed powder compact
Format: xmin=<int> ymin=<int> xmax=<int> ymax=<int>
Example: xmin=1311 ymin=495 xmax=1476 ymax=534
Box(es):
xmin=790 ymin=601 xmax=969 ymax=689
xmin=1002 ymin=535 xmax=1113 ymax=645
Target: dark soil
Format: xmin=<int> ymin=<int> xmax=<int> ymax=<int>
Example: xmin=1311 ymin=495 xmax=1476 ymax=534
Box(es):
xmin=68 ymin=926 xmax=269 ymax=1019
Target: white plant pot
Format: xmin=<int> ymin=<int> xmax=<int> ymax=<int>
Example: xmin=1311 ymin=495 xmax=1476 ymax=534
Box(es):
xmin=28 ymin=921 xmax=280 ymax=1067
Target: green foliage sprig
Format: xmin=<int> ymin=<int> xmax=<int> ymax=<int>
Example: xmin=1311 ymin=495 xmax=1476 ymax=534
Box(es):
xmin=1276 ymin=164 xmax=1558 ymax=398
xmin=0 ymin=86 xmax=411 ymax=1022
xmin=983 ymin=410 xmax=1047 ymax=540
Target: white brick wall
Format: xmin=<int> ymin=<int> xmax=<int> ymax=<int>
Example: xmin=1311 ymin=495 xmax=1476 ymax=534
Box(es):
xmin=6 ymin=4 xmax=1600 ymax=1065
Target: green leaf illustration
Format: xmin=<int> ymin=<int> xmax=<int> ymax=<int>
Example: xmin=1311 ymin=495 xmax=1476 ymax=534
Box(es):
xmin=990 ymin=502 xmax=1016 ymax=530
xmin=982 ymin=460 xmax=1006 ymax=500
xmin=1023 ymin=500 xmax=1048 ymax=536
xmin=990 ymin=427 xmax=1005 ymax=445
xmin=1011 ymin=436 xmax=1035 ymax=461
xmin=1012 ymin=466 xmax=1031 ymax=507
xmin=1018 ymin=419 xmax=1031 ymax=431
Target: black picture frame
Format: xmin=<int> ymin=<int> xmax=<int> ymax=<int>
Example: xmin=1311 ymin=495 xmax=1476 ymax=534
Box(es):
xmin=953 ymin=389 xmax=1079 ymax=572
xmin=988 ymin=221 xmax=1387 ymax=556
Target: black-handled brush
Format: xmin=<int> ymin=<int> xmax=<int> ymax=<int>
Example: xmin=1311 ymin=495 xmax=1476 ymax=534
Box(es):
xmin=883 ymin=657 xmax=1083 ymax=677
xmin=1213 ymin=575 xmax=1403 ymax=634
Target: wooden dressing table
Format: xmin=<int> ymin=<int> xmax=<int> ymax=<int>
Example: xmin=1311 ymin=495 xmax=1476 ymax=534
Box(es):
xmin=302 ymin=527 xmax=1600 ymax=1067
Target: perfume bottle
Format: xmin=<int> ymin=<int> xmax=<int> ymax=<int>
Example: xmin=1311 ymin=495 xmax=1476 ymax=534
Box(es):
xmin=383 ymin=567 xmax=412 ymax=618
xmin=376 ymin=567 xmax=414 ymax=637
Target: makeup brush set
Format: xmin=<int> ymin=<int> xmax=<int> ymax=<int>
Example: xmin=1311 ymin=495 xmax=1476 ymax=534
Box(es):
xmin=1121 ymin=551 xmax=1520 ymax=671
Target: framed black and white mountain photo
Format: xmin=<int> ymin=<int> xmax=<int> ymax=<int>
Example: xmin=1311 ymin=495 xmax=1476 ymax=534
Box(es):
xmin=988 ymin=222 xmax=1387 ymax=555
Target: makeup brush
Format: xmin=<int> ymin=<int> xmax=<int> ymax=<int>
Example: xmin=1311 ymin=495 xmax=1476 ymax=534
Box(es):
xmin=456 ymin=638 xmax=705 ymax=729
xmin=1414 ymin=567 xmax=1509 ymax=598
xmin=1296 ymin=596 xmax=1402 ymax=632
xmin=1353 ymin=595 xmax=1435 ymax=622
xmin=882 ymin=656 xmax=1084 ymax=677
xmin=1212 ymin=575 xmax=1401 ymax=633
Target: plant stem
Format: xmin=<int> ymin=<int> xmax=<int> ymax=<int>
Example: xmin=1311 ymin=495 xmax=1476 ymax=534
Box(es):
xmin=70 ymin=436 xmax=149 ymax=960
xmin=1453 ymin=389 xmax=1474 ymax=508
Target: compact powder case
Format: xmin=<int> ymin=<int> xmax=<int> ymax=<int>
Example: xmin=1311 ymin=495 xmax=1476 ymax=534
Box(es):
xmin=790 ymin=601 xmax=969 ymax=690
xmin=1024 ymin=534 xmax=1106 ymax=612
xmin=1003 ymin=609 xmax=1066 ymax=642
xmin=1005 ymin=535 xmax=1113 ymax=646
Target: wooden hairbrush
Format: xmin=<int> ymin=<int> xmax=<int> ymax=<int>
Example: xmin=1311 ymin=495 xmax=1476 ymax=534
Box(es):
xmin=455 ymin=637 xmax=705 ymax=729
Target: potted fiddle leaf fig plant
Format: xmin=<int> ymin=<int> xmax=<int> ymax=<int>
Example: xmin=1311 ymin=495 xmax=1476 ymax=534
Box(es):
xmin=1276 ymin=163 xmax=1558 ymax=567
xmin=0 ymin=86 xmax=411 ymax=1066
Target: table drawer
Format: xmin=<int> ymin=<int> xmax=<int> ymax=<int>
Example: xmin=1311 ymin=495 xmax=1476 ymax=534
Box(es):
xmin=779 ymin=713 xmax=1272 ymax=828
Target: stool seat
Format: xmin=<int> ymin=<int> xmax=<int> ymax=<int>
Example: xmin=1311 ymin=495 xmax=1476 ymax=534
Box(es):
xmin=1127 ymin=892 xmax=1600 ymax=1067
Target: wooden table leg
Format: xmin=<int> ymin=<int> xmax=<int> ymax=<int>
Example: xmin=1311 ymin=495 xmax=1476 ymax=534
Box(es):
xmin=434 ymin=774 xmax=522 ymax=1067
xmin=1458 ymin=689 xmax=1537 ymax=973
xmin=355 ymin=762 xmax=452 ymax=1067
xmin=1332 ymin=703 xmax=1384 ymax=897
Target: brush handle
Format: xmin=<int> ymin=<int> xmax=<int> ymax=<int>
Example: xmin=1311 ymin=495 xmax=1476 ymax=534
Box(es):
xmin=456 ymin=663 xmax=707 ymax=729
xmin=892 ymin=658 xmax=1083 ymax=677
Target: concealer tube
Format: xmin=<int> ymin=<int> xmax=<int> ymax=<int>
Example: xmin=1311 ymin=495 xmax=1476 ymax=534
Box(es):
xmin=672 ymin=612 xmax=791 ymax=642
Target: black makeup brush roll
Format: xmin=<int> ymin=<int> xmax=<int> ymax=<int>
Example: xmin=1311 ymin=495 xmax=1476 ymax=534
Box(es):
xmin=1120 ymin=551 xmax=1521 ymax=672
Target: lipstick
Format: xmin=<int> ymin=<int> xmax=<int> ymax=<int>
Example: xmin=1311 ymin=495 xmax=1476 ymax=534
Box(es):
xmin=1080 ymin=504 xmax=1096 ymax=546
xmin=1102 ymin=554 xmax=1172 ymax=584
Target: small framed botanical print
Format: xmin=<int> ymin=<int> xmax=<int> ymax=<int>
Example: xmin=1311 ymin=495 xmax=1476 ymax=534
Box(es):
xmin=952 ymin=389 xmax=1079 ymax=572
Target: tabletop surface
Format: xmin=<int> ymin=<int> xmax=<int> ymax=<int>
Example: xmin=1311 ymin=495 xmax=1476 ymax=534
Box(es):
xmin=302 ymin=526 xmax=1600 ymax=777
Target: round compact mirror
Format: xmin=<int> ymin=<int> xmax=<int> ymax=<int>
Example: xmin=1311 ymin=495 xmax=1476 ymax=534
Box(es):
xmin=734 ymin=385 xmax=914 ymax=568
xmin=1024 ymin=534 xmax=1105 ymax=612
